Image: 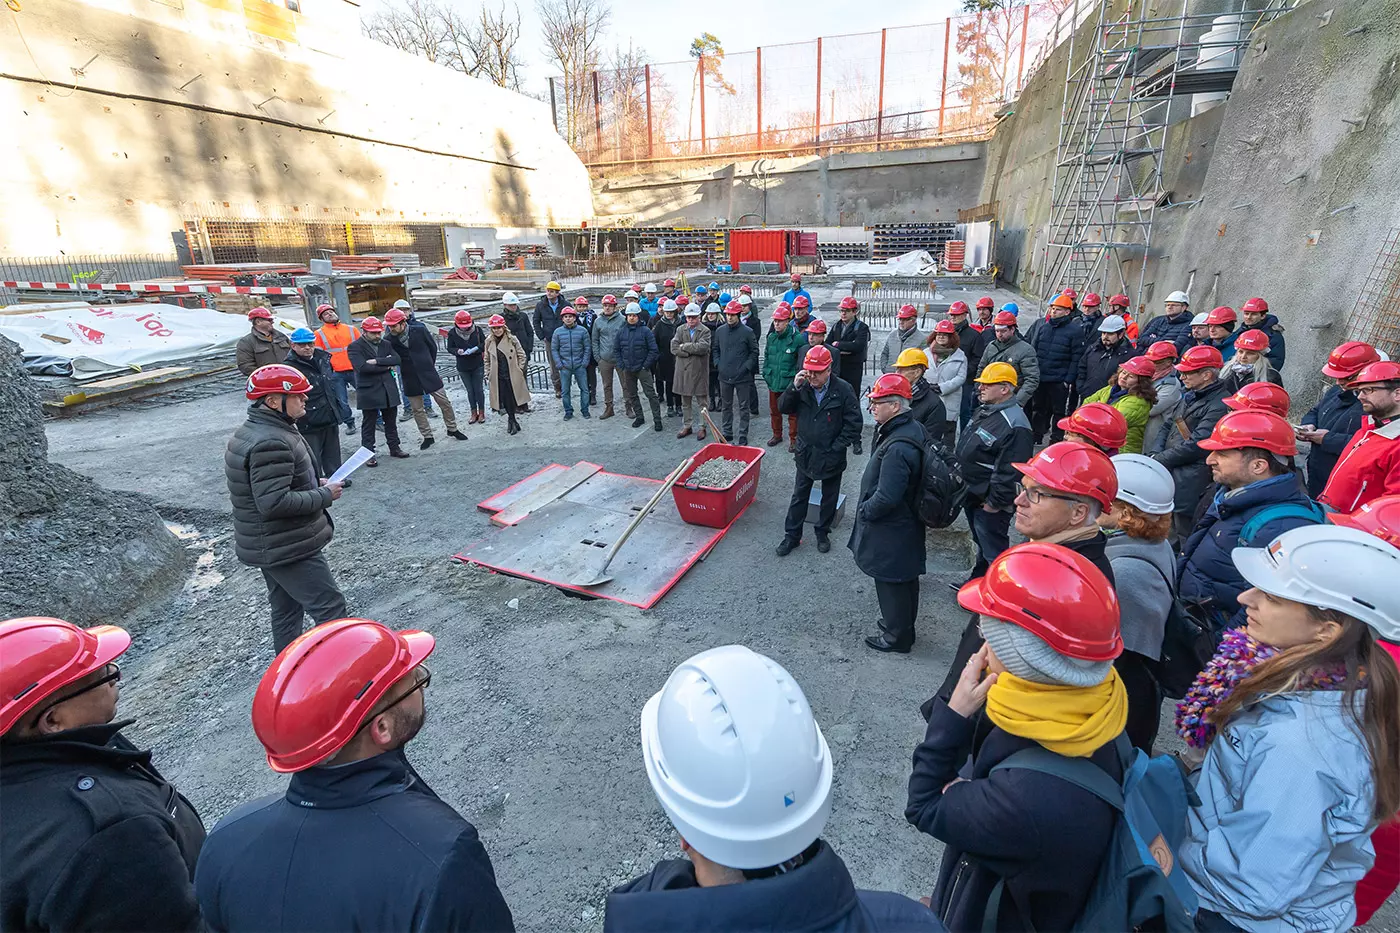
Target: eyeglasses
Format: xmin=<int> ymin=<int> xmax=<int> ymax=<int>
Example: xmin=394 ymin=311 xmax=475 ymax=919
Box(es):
xmin=1355 ymin=385 xmax=1397 ymax=397
xmin=1015 ymin=481 xmax=1084 ymax=506
xmin=29 ymin=663 xmax=121 ymax=725
xmin=354 ymin=665 xmax=431 ymax=735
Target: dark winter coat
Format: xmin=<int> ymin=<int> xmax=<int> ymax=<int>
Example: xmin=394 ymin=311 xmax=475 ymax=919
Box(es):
xmin=225 ymin=404 xmax=334 ymax=568
xmin=847 ymin=411 xmax=927 ymax=582
xmin=1152 ymin=377 xmax=1232 ymax=517
xmin=1076 ymin=336 xmax=1137 ymax=398
xmin=779 ymin=376 xmax=863 ymax=480
xmin=195 ymin=748 xmax=513 ymax=933
xmin=713 ymin=321 xmax=759 ymax=385
xmin=908 ymin=377 xmax=947 ymax=439
xmin=534 ymin=295 xmax=566 ymax=341
xmin=906 ymin=701 xmax=1123 ymax=933
xmin=603 ymin=842 xmax=945 ymax=933
xmin=501 ymin=309 xmax=534 ymax=357
xmin=236 ymin=327 xmax=292 ymax=376
xmin=447 ymin=324 xmax=486 ymax=373
xmin=284 ymin=348 xmax=348 ymax=430
xmin=977 ymin=333 xmax=1041 ymax=408
xmin=956 ymin=399 xmax=1033 ymax=510
xmin=1137 ymin=308 xmax=1196 ymax=352
xmin=346 ymin=334 xmax=402 ymax=410
xmin=1031 ymin=314 xmax=1088 ymax=383
xmin=652 ymin=315 xmax=679 ymax=363
xmin=550 ymin=322 xmax=592 ymax=370
xmin=1178 ymin=473 xmax=1322 ymax=626
xmin=388 ymin=325 xmax=444 ymax=397
xmin=1 ymin=722 xmax=206 ymax=932
xmin=616 ymin=320 xmax=659 ymax=372
xmin=829 ymin=318 xmax=872 ymax=367
xmin=1301 ymin=385 xmax=1364 ymax=498
xmin=954 ymin=319 xmax=986 ymax=372
xmin=1239 ymin=313 xmax=1286 ymax=370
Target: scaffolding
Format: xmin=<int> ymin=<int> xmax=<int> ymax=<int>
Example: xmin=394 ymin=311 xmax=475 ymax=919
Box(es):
xmin=1035 ymin=0 xmax=1292 ymax=309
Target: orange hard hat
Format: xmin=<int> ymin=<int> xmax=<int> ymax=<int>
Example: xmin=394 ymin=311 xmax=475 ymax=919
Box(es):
xmin=1050 ymin=293 xmax=1075 ymax=309
xmin=994 ymin=311 xmax=1018 ymax=327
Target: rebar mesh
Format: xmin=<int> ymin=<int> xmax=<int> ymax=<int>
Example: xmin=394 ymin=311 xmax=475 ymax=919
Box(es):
xmin=1347 ymin=228 xmax=1400 ymax=359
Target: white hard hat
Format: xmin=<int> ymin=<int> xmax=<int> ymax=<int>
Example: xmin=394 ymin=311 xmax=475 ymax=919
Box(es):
xmin=738 ymin=294 xmax=753 ymax=306
xmin=625 ymin=301 xmax=643 ymax=315
xmin=1110 ymin=454 xmax=1175 ymax=515
xmin=1166 ymin=290 xmax=1190 ymax=304
xmin=644 ymin=283 xmax=658 ymax=294
xmin=502 ymin=291 xmax=519 ymax=305
xmin=1097 ymin=315 xmax=1126 ymax=333
xmin=1191 ymin=312 xmax=1209 ymax=326
xmin=1233 ymin=524 xmax=1400 ymax=641
xmin=641 ymin=645 xmax=833 ymax=870
xmin=684 ymin=303 xmax=702 ymax=316
xmin=392 ymin=299 xmax=412 ymax=310
xmin=662 ymin=298 xmax=678 ymax=312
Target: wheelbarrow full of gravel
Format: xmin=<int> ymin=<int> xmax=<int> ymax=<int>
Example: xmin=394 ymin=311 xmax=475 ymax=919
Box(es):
xmin=672 ymin=443 xmax=766 ymax=529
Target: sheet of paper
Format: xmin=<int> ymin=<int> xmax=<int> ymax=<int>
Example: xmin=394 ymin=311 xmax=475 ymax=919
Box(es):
xmin=328 ymin=446 xmax=375 ymax=485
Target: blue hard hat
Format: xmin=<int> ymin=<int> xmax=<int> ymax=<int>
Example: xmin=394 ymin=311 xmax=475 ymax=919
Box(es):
xmin=1001 ymin=302 xmax=1020 ymax=316
xmin=718 ymin=292 xmax=732 ymax=305
xmin=290 ymin=327 xmax=317 ymax=343
xmin=708 ymin=281 xmax=720 ymax=291
xmin=695 ymin=285 xmax=708 ymax=295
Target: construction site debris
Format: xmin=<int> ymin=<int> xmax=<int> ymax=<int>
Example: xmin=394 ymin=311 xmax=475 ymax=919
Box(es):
xmin=826 ymin=250 xmax=939 ymax=277
xmin=687 ymin=457 xmax=749 ymax=489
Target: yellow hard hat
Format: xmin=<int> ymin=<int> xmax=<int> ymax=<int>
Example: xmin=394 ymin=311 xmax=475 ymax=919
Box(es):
xmin=546 ymin=281 xmax=562 ymax=291
xmin=974 ymin=362 xmax=1019 ymax=387
xmin=895 ymin=348 xmax=929 ymax=369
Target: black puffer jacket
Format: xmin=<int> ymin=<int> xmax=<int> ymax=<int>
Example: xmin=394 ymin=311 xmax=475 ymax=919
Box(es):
xmin=284 ymin=348 xmax=346 ymax=430
xmin=1152 ymin=377 xmax=1232 ymax=516
xmin=1077 ymin=337 xmax=1137 ymax=398
xmin=616 ymin=320 xmax=659 ymax=372
xmin=847 ymin=411 xmax=927 ymax=582
xmin=1 ymin=722 xmax=206 ymax=932
xmin=908 ymin=378 xmax=947 ymax=440
xmin=1301 ymin=385 xmax=1364 ymax=498
xmin=1032 ymin=314 xmax=1088 ymax=383
xmin=779 ymin=376 xmax=863 ymax=480
xmin=346 ymin=334 xmax=402 ymax=410
xmin=225 ymin=404 xmax=334 ymax=568
xmin=388 ymin=325 xmax=444 ymax=396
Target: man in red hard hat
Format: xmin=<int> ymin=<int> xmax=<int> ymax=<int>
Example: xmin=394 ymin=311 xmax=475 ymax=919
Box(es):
xmin=236 ymin=306 xmax=291 ymax=376
xmin=225 ymin=364 xmax=348 ymax=652
xmin=1150 ymin=344 xmax=1232 ymax=542
xmin=1297 ymin=341 xmax=1380 ymax=498
xmin=1319 ymin=360 xmax=1400 ymax=513
xmin=777 ymin=345 xmax=861 ymax=557
xmin=194 ymin=620 xmax=514 ymax=931
xmin=1141 ymin=340 xmax=1183 ymax=454
xmin=0 ymin=617 xmax=206 ymax=931
xmin=346 ymin=315 xmax=410 ymax=464
xmin=849 ymin=374 xmax=927 ymax=653
xmin=386 ymin=308 xmax=467 ymax=450
xmin=313 ymin=304 xmax=360 ymax=436
xmin=781 ymin=272 xmax=811 ymax=307
xmin=829 ymin=297 xmax=871 ymax=453
xmin=1237 ymin=296 xmax=1285 ymax=371
xmin=878 ymin=304 xmax=925 ymax=371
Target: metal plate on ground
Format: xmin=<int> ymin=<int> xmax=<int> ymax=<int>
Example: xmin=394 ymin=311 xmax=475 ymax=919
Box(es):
xmin=477 ymin=464 xmax=567 ymax=513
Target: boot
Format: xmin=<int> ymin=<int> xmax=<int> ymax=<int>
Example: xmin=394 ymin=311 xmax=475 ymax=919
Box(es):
xmin=508 ymin=414 xmax=521 ymax=435
xmin=652 ymin=410 xmax=664 ymax=432
xmin=788 ymin=437 xmax=797 ymax=453
xmin=420 ymin=436 xmax=435 ymax=450
xmin=677 ymin=426 xmax=693 ymax=438
xmin=631 ymin=414 xmax=646 ymax=428
xmin=766 ymin=436 xmax=783 ymax=447
xmin=448 ymin=430 xmax=468 ymax=440
xmin=600 ymin=404 xmax=615 ymax=420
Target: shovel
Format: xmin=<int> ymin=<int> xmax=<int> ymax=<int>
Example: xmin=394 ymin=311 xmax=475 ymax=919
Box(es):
xmin=571 ymin=455 xmax=695 ymax=588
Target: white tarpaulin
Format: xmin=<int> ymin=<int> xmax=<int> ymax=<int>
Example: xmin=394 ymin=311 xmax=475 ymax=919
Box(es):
xmin=0 ymin=304 xmax=298 ymax=376
xmin=826 ymin=250 xmax=939 ymax=277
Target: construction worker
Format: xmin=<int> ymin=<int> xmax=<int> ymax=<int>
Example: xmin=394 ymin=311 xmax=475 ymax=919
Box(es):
xmin=777 ymin=346 xmax=861 ymax=556
xmin=194 ymin=620 xmax=514 ymax=931
xmin=948 ymin=301 xmax=984 ymax=428
xmin=639 ymin=282 xmax=660 ymax=318
xmin=1299 ymin=340 xmax=1380 ymax=497
xmin=829 ymin=296 xmax=871 ymax=453
xmin=1079 ymin=291 xmax=1105 ymax=331
xmin=617 ymin=302 xmax=663 ymax=431
xmin=447 ymin=310 xmax=487 ymax=424
xmin=550 ymin=305 xmax=592 ymax=420
xmin=386 ymin=308 xmax=466 ymax=450
xmin=661 ymin=277 xmax=678 ymax=301
xmin=955 ymin=362 xmax=1033 ymax=583
xmin=1150 ymin=344 xmax=1232 ymax=540
xmin=1222 ymin=381 xmax=1291 ymax=418
xmin=806 ymin=316 xmax=827 ymax=347
xmin=1188 ymin=311 xmax=1210 ymax=346
xmin=1238 ymin=296 xmax=1285 ymax=371
xmin=781 ymin=272 xmax=811 ymax=306
xmin=976 ymin=310 xmax=1040 ymax=410
xmin=533 ymin=281 xmax=567 ymax=398
xmin=878 ymin=304 xmax=925 ymax=371
xmin=285 ymin=327 xmax=350 ymax=484
xmin=1057 ymin=401 xmax=1128 ymax=456
xmin=1028 ymin=293 xmax=1088 ymax=444
xmin=924 ymin=320 xmax=966 ymax=447
xmin=895 ymin=347 xmax=947 ymax=443
xmin=225 ymin=364 xmax=348 ymax=652
xmin=571 ymin=294 xmax=599 ymax=401
xmin=313 ymin=304 xmax=360 ymax=435
xmin=762 ymin=304 xmax=806 ymax=449
xmin=607 ymin=645 xmax=941 ymax=931
xmin=1319 ymin=360 xmax=1400 ymax=513
xmin=1137 ymin=289 xmax=1194 ymax=352
xmin=701 ymin=301 xmax=724 ymax=411
xmin=485 ymin=314 xmax=528 ymax=435
xmin=236 ymin=306 xmax=292 ymax=376
xmin=714 ymin=299 xmax=759 ymax=445
xmin=973 ymin=296 xmax=996 ymax=330
xmin=0 ymin=617 xmax=207 ymax=932
xmin=1141 ymin=341 xmax=1183 ymax=454
xmin=671 ymin=303 xmax=712 ymax=439
xmin=387 ymin=300 xmax=434 ymax=422
xmin=1204 ymin=306 xmax=1239 ymax=361
xmin=851 ymin=374 xmax=927 ymax=653
xmin=346 ymin=316 xmax=409 ymax=465
xmin=790 ymin=294 xmax=816 ymax=334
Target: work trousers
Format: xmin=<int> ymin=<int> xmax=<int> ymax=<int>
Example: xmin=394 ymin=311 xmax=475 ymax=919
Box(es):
xmin=587 ymin=361 xmax=598 ymax=400
xmin=838 ymin=360 xmax=864 ymax=398
xmin=655 ymin=356 xmax=678 ymax=410
xmin=261 ymin=552 xmax=348 ymax=654
xmin=299 ymin=425 xmax=343 ymax=479
xmin=560 ymin=366 xmax=590 ymax=415
xmin=785 ymin=471 xmax=842 ymax=540
xmin=546 ymin=349 xmax=562 ymax=394
xmin=457 ymin=368 xmax=485 ymax=412
xmin=875 ymin=578 xmax=920 ymax=651
xmin=621 ymin=369 xmax=661 ymax=420
xmin=408 ymin=388 xmax=458 ymax=438
xmin=360 ymin=407 xmax=402 ymax=453
xmin=720 ymin=379 xmax=754 ymax=443
xmin=597 ymin=360 xmax=620 ymax=410
xmin=1115 ymin=649 xmax=1163 ymax=754
xmin=966 ymin=497 xmax=1013 ymax=577
xmin=768 ymin=390 xmax=799 ymax=441
xmin=680 ymin=395 xmax=706 ymax=429
xmin=329 ymin=370 xmax=356 ymax=426
xmin=1030 ymin=379 xmax=1075 ymax=444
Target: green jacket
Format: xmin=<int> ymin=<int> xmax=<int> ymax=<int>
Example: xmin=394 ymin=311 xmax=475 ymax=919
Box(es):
xmin=762 ymin=325 xmax=807 ymax=392
xmin=1085 ymin=385 xmax=1152 ymax=455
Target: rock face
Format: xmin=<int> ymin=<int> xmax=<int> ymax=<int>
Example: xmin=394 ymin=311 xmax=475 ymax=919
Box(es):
xmin=0 ymin=337 xmax=187 ymax=623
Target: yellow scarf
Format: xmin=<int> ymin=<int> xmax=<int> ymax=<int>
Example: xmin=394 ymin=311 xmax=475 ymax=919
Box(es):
xmin=985 ymin=669 xmax=1128 ymax=758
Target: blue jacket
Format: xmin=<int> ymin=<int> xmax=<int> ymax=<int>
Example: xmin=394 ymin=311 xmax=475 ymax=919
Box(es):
xmin=1031 ymin=314 xmax=1088 ymax=383
xmin=604 ymin=842 xmax=944 ymax=933
xmin=1182 ymin=691 xmax=1375 ymax=933
xmin=1137 ymin=309 xmax=1195 ymax=353
xmin=1301 ymin=386 xmax=1364 ymax=498
xmin=782 ymin=287 xmax=813 ymax=306
xmin=616 ymin=320 xmax=659 ymax=371
xmin=638 ymin=296 xmax=660 ymax=317
xmin=194 ymin=749 xmax=513 ymax=932
xmin=1239 ymin=314 xmax=1286 ymax=370
xmin=551 ymin=322 xmax=592 ymax=370
xmin=1177 ymin=473 xmax=1323 ymax=624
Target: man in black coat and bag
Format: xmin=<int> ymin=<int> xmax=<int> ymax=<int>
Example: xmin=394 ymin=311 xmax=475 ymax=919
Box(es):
xmin=386 ymin=308 xmax=466 ymax=451
xmin=828 ymin=296 xmax=872 ymax=454
xmin=346 ymin=316 xmax=409 ymax=465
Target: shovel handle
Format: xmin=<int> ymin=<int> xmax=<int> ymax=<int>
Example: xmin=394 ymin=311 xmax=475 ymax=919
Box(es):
xmin=700 ymin=407 xmax=728 ymax=445
xmin=597 ymin=456 xmax=694 ymax=571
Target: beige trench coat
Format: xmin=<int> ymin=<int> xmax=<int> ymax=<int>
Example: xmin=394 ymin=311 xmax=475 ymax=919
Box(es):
xmin=484 ymin=331 xmax=529 ymax=411
xmin=670 ymin=320 xmax=712 ymax=397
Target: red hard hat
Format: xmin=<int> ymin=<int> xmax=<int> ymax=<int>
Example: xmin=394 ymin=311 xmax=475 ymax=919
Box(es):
xmin=1082 ymin=292 xmax=1102 ymax=308
xmin=316 ymin=304 xmax=337 ymax=319
xmin=1145 ymin=340 xmax=1179 ymax=361
xmin=1118 ymin=355 xmax=1157 ymax=378
xmin=663 ymin=278 xmax=676 ymax=288
xmin=993 ymin=311 xmax=1018 ymax=327
xmin=774 ymin=300 xmax=792 ymax=313
xmin=252 ymin=619 xmax=435 ymax=773
xmin=975 ymin=297 xmax=995 ymax=310
xmin=1240 ymin=297 xmax=1269 ymax=314
xmin=839 ymin=296 xmax=859 ymax=311
xmin=246 ymin=364 xmax=312 ymax=400
xmin=1062 ymin=288 xmax=1078 ymax=300
xmin=869 ymin=372 xmax=913 ymax=400
xmin=454 ymin=310 xmax=473 ymax=327
xmin=1223 ymin=381 xmax=1291 ymax=417
xmin=948 ymin=301 xmax=970 ymax=315
xmin=724 ymin=300 xmax=743 ymax=314
xmin=772 ymin=306 xmax=793 ymax=321
xmin=1205 ymin=306 xmax=1237 ymax=326
xmin=1233 ymin=329 xmax=1269 ymax=352
xmin=790 ymin=272 xmax=802 ymax=282
xmin=1329 ymin=494 xmax=1400 ymax=548
xmin=897 ymin=304 xmax=917 ymax=320
xmin=360 ymin=316 xmax=384 ymax=333
xmin=1198 ymin=409 xmax=1297 ymax=456
xmin=933 ymin=319 xmax=957 ymax=334
xmin=739 ymin=284 xmax=752 ymax=294
xmin=1321 ymin=341 xmax=1381 ymax=379
xmin=1013 ymin=441 xmax=1119 ymax=509
xmin=792 ymin=295 xmax=811 ymax=310
xmin=803 ymin=345 xmax=833 ymax=371
xmin=1347 ymin=360 xmax=1400 ymax=387
xmin=0 ymin=617 xmax=131 ymax=734
xmin=488 ymin=314 xmax=507 ymax=327
xmin=247 ymin=306 xmax=273 ymax=321
xmin=958 ymin=543 xmax=1122 ymax=661
xmin=1175 ymin=345 xmax=1224 ymax=372
xmin=1056 ymin=404 xmax=1128 ymax=453
xmin=383 ymin=308 xmax=408 ymax=326
xmin=1109 ymin=294 xmax=1130 ymax=307
xmin=806 ymin=319 xmax=828 ymax=335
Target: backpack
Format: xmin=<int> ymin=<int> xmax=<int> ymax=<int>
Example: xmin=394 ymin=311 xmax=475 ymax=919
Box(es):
xmin=985 ymin=735 xmax=1199 ymax=933
xmin=892 ymin=436 xmax=967 ymax=529
xmin=1237 ymin=500 xmax=1327 ymax=547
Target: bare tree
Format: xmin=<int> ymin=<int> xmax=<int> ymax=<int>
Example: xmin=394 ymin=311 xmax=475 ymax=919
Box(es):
xmin=472 ymin=3 xmax=525 ymax=90
xmin=538 ymin=0 xmax=611 ymax=149
xmin=363 ymin=0 xmax=452 ymax=65
xmin=363 ymin=0 xmax=522 ymax=87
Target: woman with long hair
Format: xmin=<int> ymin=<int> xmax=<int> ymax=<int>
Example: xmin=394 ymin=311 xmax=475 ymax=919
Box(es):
xmin=1083 ymin=357 xmax=1158 ymax=454
xmin=923 ymin=321 xmax=966 ymax=446
xmin=1177 ymin=524 xmax=1400 ymax=932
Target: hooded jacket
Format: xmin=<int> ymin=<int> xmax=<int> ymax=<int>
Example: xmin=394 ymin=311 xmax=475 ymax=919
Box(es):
xmin=977 ymin=333 xmax=1041 ymax=408
xmin=847 ymin=411 xmax=927 ymax=582
xmin=1300 ymin=386 xmax=1364 ymax=498
xmin=955 ymin=399 xmax=1033 ymax=510
xmin=225 ymin=404 xmax=334 ymax=567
